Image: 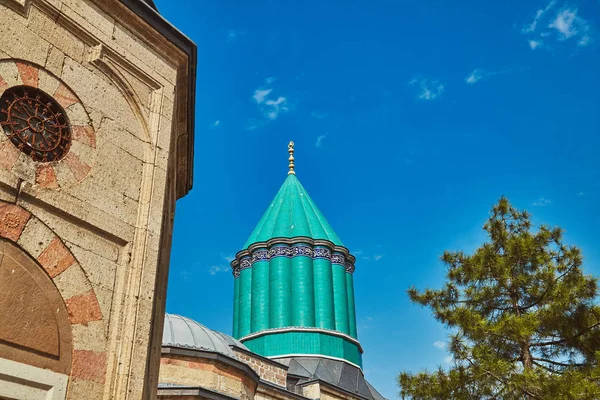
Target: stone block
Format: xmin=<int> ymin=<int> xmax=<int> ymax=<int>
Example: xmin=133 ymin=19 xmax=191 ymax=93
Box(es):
xmin=60 ymin=0 xmax=115 ymax=38
xmin=11 ymin=153 xmax=36 ymax=182
xmin=0 ymin=7 xmax=50 ymax=65
xmin=72 ymin=320 xmax=106 ymax=352
xmin=111 ymin=23 xmax=177 ymax=84
xmin=67 ymin=378 xmax=105 ymax=400
xmin=65 ymin=290 xmax=103 ymax=325
xmin=16 ymin=61 xmax=38 ymax=87
xmin=37 ymin=237 xmax=76 ymax=278
xmin=0 ymin=60 xmax=22 ymax=89
xmin=38 ymin=69 xmax=61 ymax=95
xmin=54 ymin=82 xmax=79 ymax=109
xmin=54 ymin=262 xmax=93 ymax=301
xmin=64 ymin=152 xmax=91 ymax=182
xmin=0 ymin=203 xmax=30 ymax=241
xmin=28 ymin=6 xmax=85 ymax=63
xmin=71 ymin=350 xmax=107 ymax=384
xmin=45 ymin=45 xmax=66 ymax=77
xmin=0 ymin=140 xmax=21 ymax=173
xmin=16 ymin=216 xmax=55 ymax=258
xmin=35 ymin=163 xmax=59 ymax=189
xmin=66 ymin=101 xmax=91 ymax=126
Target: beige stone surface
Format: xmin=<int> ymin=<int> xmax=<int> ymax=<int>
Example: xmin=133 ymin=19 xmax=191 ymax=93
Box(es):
xmin=111 ymin=23 xmax=177 ymax=84
xmin=234 ymin=350 xmax=287 ymax=387
xmin=45 ymin=45 xmax=66 ymax=76
xmin=67 ymin=378 xmax=105 ymax=400
xmin=38 ymin=68 xmax=61 ymax=96
xmin=60 ymin=0 xmax=115 ymax=37
xmin=72 ymin=320 xmax=106 ymax=352
xmin=0 ymin=0 xmax=191 ymax=399
xmin=160 ymin=357 xmax=256 ymax=400
xmin=53 ymin=261 xmax=93 ymax=300
xmin=0 ymin=5 xmax=50 ymax=66
xmin=16 ymin=217 xmax=56 ymax=259
xmin=28 ymin=6 xmax=86 ymax=63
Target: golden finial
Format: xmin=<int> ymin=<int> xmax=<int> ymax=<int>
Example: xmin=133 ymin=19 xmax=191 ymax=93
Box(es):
xmin=288 ymin=141 xmax=295 ymax=175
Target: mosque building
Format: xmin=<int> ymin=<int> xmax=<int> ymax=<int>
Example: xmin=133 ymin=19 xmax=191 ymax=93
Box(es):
xmin=0 ymin=0 xmax=384 ymax=398
xmin=157 ymin=143 xmax=385 ymax=400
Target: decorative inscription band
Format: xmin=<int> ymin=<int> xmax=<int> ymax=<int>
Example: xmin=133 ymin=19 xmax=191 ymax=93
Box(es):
xmin=234 ymin=245 xmax=355 ymax=276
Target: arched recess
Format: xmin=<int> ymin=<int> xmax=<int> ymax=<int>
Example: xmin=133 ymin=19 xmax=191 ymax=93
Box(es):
xmin=0 ymin=238 xmax=73 ymax=374
xmin=0 ymin=201 xmax=107 ymax=389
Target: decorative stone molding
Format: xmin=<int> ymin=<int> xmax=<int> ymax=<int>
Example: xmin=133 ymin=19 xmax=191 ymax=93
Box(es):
xmin=231 ymin=237 xmax=357 ymax=276
xmin=0 ymin=59 xmax=96 ymax=188
xmin=238 ymin=326 xmax=363 ymax=352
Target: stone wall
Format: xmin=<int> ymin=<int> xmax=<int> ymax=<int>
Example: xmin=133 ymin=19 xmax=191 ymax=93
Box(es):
xmin=234 ymin=348 xmax=287 ymax=388
xmin=0 ymin=0 xmax=194 ymax=399
xmin=159 ymin=356 xmax=257 ymax=400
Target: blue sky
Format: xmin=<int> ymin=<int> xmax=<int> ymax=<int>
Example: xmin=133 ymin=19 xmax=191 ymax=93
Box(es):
xmin=157 ymin=1 xmax=599 ymax=397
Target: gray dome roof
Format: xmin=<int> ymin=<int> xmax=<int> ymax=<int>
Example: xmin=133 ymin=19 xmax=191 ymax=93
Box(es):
xmin=162 ymin=314 xmax=247 ymax=357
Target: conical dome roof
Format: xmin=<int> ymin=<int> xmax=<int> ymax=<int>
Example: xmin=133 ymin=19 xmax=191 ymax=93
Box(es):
xmin=243 ymin=174 xmax=343 ymax=249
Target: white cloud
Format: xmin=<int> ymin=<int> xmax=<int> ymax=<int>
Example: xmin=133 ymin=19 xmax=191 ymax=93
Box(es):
xmin=577 ymin=192 xmax=586 ymax=196
xmin=522 ymin=3 xmax=593 ymax=50
xmin=212 ymin=120 xmax=221 ymax=128
xmin=250 ymin=78 xmax=290 ymax=125
xmin=444 ymin=355 xmax=454 ymax=365
xmin=264 ymin=96 xmax=289 ymax=120
xmin=523 ymin=0 xmax=557 ymax=33
xmin=578 ymin=35 xmax=591 ymax=47
xmin=550 ymin=9 xmax=578 ymax=39
xmin=433 ymin=341 xmax=445 ymax=349
xmin=465 ymin=69 xmax=484 ymax=84
xmin=208 ymin=265 xmax=228 ymax=276
xmin=374 ymin=254 xmax=384 ymax=261
xmin=465 ymin=68 xmax=508 ymax=84
xmin=315 ymin=134 xmax=327 ymax=149
xmin=529 ymin=39 xmax=543 ymax=49
xmin=532 ymin=197 xmax=552 ymax=206
xmin=410 ymin=77 xmax=445 ymax=101
xmin=253 ymin=88 xmax=272 ymax=104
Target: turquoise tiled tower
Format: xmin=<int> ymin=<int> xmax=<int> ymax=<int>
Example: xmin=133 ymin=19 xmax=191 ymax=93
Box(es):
xmin=231 ymin=142 xmax=362 ymax=367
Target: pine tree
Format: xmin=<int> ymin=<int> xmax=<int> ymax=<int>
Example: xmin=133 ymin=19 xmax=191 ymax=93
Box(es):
xmin=399 ymin=197 xmax=600 ymax=399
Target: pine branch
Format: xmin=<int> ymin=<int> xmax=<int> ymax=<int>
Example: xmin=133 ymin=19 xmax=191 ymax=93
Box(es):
xmin=530 ymin=321 xmax=600 ymax=347
xmin=533 ymin=357 xmax=587 ymax=368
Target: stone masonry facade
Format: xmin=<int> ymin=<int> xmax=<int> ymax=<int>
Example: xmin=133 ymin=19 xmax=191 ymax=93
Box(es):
xmin=0 ymin=0 xmax=195 ymax=399
xmin=233 ymin=349 xmax=288 ymax=388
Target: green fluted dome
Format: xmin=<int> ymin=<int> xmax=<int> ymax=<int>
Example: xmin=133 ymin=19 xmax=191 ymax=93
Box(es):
xmin=243 ymin=174 xmax=343 ymax=249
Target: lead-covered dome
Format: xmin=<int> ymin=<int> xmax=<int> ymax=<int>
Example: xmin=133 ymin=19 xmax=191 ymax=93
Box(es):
xmin=162 ymin=314 xmax=247 ymax=358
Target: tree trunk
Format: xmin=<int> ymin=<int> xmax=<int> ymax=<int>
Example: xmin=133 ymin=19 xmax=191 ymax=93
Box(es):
xmin=521 ymin=343 xmax=533 ymax=370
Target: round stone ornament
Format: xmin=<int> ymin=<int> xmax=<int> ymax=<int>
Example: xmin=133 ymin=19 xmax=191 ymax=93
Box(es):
xmin=0 ymin=85 xmax=72 ymax=162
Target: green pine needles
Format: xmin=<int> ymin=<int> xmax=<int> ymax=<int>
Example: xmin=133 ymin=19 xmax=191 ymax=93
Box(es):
xmin=399 ymin=197 xmax=600 ymax=399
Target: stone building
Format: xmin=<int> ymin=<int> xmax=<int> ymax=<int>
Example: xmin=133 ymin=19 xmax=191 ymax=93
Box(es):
xmin=0 ymin=0 xmax=385 ymax=399
xmin=0 ymin=0 xmax=196 ymax=399
xmin=157 ymin=143 xmax=385 ymax=400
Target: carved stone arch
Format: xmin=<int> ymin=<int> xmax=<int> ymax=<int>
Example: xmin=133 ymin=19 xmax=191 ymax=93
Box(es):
xmin=0 ymin=237 xmax=73 ymax=374
xmin=0 ymin=201 xmax=108 ymax=390
xmin=89 ymin=45 xmax=164 ymax=155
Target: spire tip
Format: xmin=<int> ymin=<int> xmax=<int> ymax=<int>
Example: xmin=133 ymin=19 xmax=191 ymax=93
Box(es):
xmin=288 ymin=141 xmax=295 ymax=175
